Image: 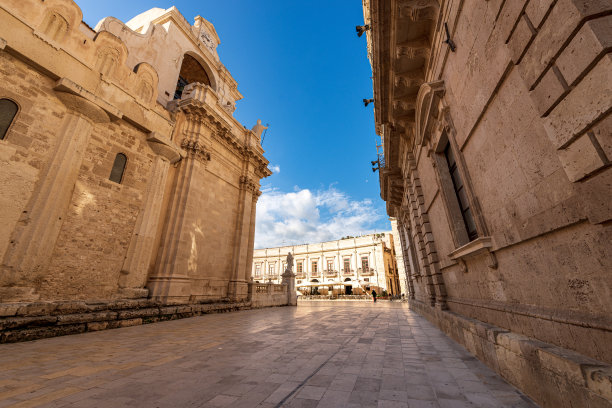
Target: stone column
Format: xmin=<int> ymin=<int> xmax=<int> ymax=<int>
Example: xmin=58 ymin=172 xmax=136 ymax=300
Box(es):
xmin=2 ymin=90 xmax=110 ymax=289
xmin=244 ymin=191 xmax=260 ymax=282
xmin=117 ymin=133 xmax=182 ymax=298
xmin=228 ymin=175 xmax=257 ymax=301
xmin=147 ymin=109 xmax=212 ymax=303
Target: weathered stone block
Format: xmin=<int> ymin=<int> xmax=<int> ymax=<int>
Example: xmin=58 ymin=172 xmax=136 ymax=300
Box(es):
xmin=507 ymin=16 xmax=534 ymax=63
xmin=56 ymin=311 xmax=118 ymax=325
xmin=525 ymin=0 xmax=556 ymax=28
xmin=584 ymin=365 xmax=612 ymax=401
xmin=15 ymin=302 xmax=57 ymax=316
xmin=590 ymin=112 xmax=612 ymax=162
xmin=0 ymin=303 xmax=20 ymax=317
xmin=86 ymin=321 xmax=109 ymax=331
xmin=519 ymin=0 xmax=612 ymax=89
xmin=557 ymin=133 xmax=608 ymax=181
xmin=530 ymin=66 xmax=567 ymax=116
xmin=113 ymin=318 xmax=142 ymax=328
xmin=1 ymin=315 xmax=57 ymax=330
xmin=116 ymin=308 xmax=159 ymax=320
xmin=53 ymin=301 xmax=89 ymax=315
xmin=556 ymin=15 xmax=612 ymax=87
xmin=544 ymin=54 xmax=612 ymax=148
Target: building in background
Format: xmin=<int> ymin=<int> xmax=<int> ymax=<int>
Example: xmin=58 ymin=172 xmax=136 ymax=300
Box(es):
xmin=0 ymin=2 xmax=270 ymax=308
xmin=252 ymin=232 xmax=402 ymax=296
xmin=363 ymin=0 xmax=611 ymax=406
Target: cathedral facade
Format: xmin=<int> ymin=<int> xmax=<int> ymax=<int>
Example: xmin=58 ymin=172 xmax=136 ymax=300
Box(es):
xmin=0 ymin=2 xmax=270 ymax=305
xmin=363 ymin=0 xmax=611 ymax=406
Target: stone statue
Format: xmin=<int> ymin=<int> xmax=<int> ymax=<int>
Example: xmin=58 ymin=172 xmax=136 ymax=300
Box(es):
xmin=285 ymin=252 xmax=294 ymax=273
xmin=251 ymin=119 xmax=268 ymax=138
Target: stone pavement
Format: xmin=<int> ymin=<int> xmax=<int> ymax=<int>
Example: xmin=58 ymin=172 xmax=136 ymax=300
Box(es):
xmin=0 ymin=301 xmax=538 ymax=408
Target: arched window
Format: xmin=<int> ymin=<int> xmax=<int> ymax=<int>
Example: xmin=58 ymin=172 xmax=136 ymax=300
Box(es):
xmin=0 ymin=99 xmax=18 ymax=140
xmin=109 ymin=153 xmax=127 ymax=184
xmin=174 ymin=54 xmax=211 ymax=99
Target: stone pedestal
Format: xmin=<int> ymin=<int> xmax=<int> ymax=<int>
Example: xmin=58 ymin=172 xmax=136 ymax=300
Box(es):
xmin=282 ymin=269 xmax=297 ymax=306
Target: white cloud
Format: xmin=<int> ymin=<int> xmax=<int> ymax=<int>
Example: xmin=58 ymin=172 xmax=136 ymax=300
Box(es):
xmin=254 ymin=185 xmax=385 ymax=248
xmin=270 ymin=165 xmax=280 ymax=174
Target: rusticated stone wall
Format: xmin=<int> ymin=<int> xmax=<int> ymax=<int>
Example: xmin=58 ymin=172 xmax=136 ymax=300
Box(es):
xmin=364 ymin=0 xmax=612 ymax=406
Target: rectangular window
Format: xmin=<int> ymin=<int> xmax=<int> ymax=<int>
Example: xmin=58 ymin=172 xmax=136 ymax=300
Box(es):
xmin=327 ymin=260 xmax=334 ymax=271
xmin=255 ymin=264 xmax=261 ymax=277
xmin=361 ymin=256 xmax=369 ymax=271
xmin=343 ymin=258 xmax=351 ymax=272
xmin=269 ymin=264 xmax=275 ymax=275
xmin=312 ymin=261 xmax=318 ymax=273
xmin=444 ymin=144 xmax=478 ymax=241
xmin=297 ymin=261 xmax=303 ymax=273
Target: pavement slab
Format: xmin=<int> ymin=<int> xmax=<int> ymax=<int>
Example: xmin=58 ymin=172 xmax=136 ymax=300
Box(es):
xmin=0 ymin=301 xmax=538 ymax=407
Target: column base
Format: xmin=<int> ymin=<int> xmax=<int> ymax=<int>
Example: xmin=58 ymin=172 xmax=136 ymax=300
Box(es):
xmin=146 ymin=275 xmax=192 ymax=304
xmin=227 ymin=280 xmax=249 ymax=302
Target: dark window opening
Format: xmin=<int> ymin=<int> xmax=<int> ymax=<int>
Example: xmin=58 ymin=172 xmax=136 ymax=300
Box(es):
xmin=174 ymin=54 xmax=211 ymax=100
xmin=0 ymin=99 xmax=18 ymax=140
xmin=109 ymin=153 xmax=127 ymax=184
xmin=444 ymin=144 xmax=478 ymax=241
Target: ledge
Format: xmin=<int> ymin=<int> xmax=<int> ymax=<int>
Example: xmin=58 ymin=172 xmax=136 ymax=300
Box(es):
xmin=450 ymin=236 xmax=492 ymax=259
xmin=449 ymin=237 xmax=498 ymax=271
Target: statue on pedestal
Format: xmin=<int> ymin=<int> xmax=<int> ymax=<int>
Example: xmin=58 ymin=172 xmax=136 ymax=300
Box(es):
xmin=251 ymin=119 xmax=268 ymax=139
xmin=282 ymin=252 xmax=297 ymax=306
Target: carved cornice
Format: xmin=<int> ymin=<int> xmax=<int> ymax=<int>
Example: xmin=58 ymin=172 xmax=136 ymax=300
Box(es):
xmin=239 ymin=175 xmax=258 ymax=194
xmin=181 ymin=138 xmax=210 ymax=163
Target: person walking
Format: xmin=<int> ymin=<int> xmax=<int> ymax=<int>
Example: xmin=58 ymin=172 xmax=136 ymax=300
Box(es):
xmin=371 ymin=289 xmax=377 ymax=303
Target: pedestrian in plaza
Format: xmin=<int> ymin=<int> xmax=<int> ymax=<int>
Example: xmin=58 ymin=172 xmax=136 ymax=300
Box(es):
xmin=372 ymin=289 xmax=377 ymax=303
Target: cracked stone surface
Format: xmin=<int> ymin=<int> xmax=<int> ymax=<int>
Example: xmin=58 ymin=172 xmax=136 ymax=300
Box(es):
xmin=0 ymin=301 xmax=538 ymax=407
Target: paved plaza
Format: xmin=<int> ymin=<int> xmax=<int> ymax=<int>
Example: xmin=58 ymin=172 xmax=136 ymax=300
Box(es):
xmin=0 ymin=302 xmax=537 ymax=408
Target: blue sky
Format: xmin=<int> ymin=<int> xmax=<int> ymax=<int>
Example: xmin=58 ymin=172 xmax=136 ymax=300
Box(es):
xmin=78 ymin=0 xmax=390 ymax=248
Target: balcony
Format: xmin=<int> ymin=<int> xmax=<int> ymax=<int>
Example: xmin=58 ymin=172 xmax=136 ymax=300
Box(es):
xmin=324 ymin=270 xmax=338 ymax=277
xmin=341 ymin=269 xmax=354 ymax=275
xmin=296 ymin=273 xmax=306 ymax=279
xmin=358 ymin=268 xmax=375 ymax=276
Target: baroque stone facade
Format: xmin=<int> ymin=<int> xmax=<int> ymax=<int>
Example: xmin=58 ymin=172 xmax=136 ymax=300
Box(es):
xmin=363 ymin=0 xmax=611 ymax=407
xmin=0 ymin=2 xmax=271 ymax=307
xmin=252 ymin=233 xmax=402 ymax=296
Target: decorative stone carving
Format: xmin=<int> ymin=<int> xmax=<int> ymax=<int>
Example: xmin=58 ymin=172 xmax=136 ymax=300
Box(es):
xmin=398 ymin=0 xmax=439 ymax=21
xmin=181 ymin=138 xmax=211 ymax=162
xmin=239 ymin=175 xmax=258 ymax=194
xmin=40 ymin=10 xmax=69 ymax=43
xmin=93 ymin=32 xmax=128 ymax=79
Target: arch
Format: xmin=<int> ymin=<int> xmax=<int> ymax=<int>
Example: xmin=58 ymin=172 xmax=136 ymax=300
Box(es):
xmin=344 ymin=278 xmax=352 ymax=282
xmin=0 ymin=99 xmax=19 ymax=140
xmin=310 ymin=279 xmax=319 ymax=283
xmin=109 ymin=153 xmax=127 ymax=184
xmin=174 ymin=52 xmax=216 ymax=99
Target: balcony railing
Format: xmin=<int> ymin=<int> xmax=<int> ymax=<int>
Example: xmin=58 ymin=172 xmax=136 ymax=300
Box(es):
xmin=358 ymin=268 xmax=375 ymax=276
xmin=324 ymin=270 xmax=338 ymax=276
xmin=341 ymin=269 xmax=354 ymax=275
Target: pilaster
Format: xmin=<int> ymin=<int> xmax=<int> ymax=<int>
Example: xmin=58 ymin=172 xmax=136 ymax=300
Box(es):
xmin=2 ymin=85 xmax=111 ymax=299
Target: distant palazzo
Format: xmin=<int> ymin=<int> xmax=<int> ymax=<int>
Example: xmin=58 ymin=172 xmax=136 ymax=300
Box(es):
xmin=252 ymin=233 xmax=402 ymax=296
xmin=0 ymin=2 xmax=271 ymax=304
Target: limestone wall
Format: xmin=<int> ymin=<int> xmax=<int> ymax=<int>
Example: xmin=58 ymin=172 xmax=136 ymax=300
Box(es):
xmin=0 ymin=1 xmax=270 ymax=306
xmin=365 ymin=0 xmax=612 ymax=406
